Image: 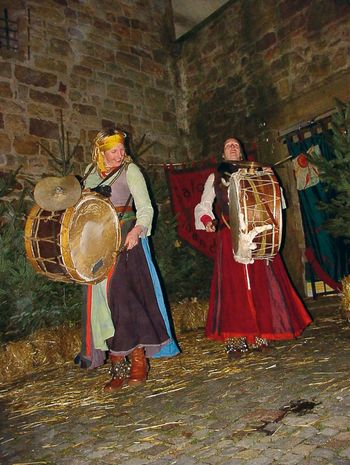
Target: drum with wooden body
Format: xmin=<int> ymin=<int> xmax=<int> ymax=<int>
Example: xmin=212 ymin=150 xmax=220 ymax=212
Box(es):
xmin=228 ymin=165 xmax=282 ymax=264
xmin=24 ymin=191 xmax=121 ymax=284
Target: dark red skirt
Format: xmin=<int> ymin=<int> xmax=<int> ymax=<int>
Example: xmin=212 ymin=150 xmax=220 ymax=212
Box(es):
xmin=205 ymin=227 xmax=312 ymax=343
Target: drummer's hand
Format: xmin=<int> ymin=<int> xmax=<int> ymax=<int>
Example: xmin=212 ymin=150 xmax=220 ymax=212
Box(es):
xmin=205 ymin=221 xmax=216 ymax=233
xmin=125 ymin=226 xmax=142 ymax=250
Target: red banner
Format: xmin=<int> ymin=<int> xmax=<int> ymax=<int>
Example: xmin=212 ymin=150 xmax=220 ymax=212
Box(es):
xmin=165 ymin=163 xmax=217 ymax=259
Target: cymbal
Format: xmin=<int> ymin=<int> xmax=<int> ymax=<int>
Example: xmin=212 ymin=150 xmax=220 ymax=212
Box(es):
xmin=34 ymin=175 xmax=81 ymax=211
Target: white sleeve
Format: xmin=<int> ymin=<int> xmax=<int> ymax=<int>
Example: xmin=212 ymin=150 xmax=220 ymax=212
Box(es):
xmin=194 ymin=173 xmax=216 ymax=230
xmin=126 ymin=163 xmax=153 ymax=236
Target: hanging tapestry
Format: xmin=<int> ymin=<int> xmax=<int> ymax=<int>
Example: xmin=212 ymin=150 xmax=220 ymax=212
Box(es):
xmin=165 ymin=164 xmax=217 ymax=259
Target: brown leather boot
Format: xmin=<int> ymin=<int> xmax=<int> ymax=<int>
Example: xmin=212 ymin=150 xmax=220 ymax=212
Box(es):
xmin=128 ymin=347 xmax=148 ymax=385
xmin=103 ymin=355 xmax=129 ymax=392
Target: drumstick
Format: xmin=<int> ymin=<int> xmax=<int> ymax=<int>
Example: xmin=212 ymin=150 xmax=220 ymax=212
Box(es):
xmin=273 ymin=155 xmax=292 ymax=167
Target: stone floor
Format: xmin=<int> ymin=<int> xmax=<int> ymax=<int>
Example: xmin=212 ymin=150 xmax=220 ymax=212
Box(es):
xmin=0 ymin=295 xmax=349 ymax=465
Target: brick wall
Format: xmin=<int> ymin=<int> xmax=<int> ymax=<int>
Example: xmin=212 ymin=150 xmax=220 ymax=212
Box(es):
xmin=0 ymin=0 xmax=182 ymax=176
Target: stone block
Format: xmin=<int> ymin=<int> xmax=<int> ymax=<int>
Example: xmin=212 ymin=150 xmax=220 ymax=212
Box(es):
xmin=69 ymin=74 xmax=87 ymax=91
xmin=116 ymin=51 xmax=140 ymax=70
xmin=29 ymin=118 xmax=59 ymax=139
xmin=29 ymin=4 xmax=65 ymax=23
xmin=87 ymin=80 xmax=105 ymax=96
xmin=68 ymin=27 xmax=84 ymax=40
xmin=73 ymin=104 xmax=97 ymax=116
xmin=114 ymin=77 xmax=135 ymax=89
xmin=17 ymin=84 xmax=29 ymax=102
xmin=68 ymin=89 xmax=83 ymax=102
xmin=0 ymin=62 xmax=12 ymax=78
xmin=141 ymin=58 xmax=163 ymax=77
xmin=13 ymin=135 xmax=38 ymax=155
xmin=27 ymin=103 xmax=54 ymax=119
xmin=145 ymin=88 xmax=168 ymax=108
xmin=34 ymin=56 xmax=67 ymax=74
xmin=47 ymin=23 xmax=67 ymax=40
xmin=0 ymin=81 xmax=12 ymax=98
xmin=0 ymin=98 xmax=25 ymax=114
xmin=29 ymin=89 xmax=68 ymax=108
xmin=107 ymin=84 xmax=128 ymax=100
xmin=71 ymin=65 xmax=93 ymax=78
xmin=0 ymin=112 xmax=3 ymax=128
xmin=95 ymin=46 xmax=115 ymax=63
xmin=77 ymin=11 xmax=93 ymax=25
xmin=131 ymin=19 xmax=148 ymax=31
xmin=0 ymin=133 xmax=11 ymax=152
xmin=130 ymin=46 xmax=152 ymax=59
xmin=4 ymin=114 xmax=27 ymax=133
xmin=49 ymin=38 xmax=73 ymax=57
xmin=14 ymin=66 xmax=57 ymax=88
xmin=80 ymin=55 xmax=105 ymax=71
xmin=93 ymin=17 xmax=111 ymax=32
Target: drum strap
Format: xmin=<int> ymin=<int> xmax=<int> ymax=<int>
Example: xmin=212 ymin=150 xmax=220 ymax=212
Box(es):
xmin=94 ymin=162 xmax=129 ymax=188
xmin=116 ymin=193 xmax=133 ymax=220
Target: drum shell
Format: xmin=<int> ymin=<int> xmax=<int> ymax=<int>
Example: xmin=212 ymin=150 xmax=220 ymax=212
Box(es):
xmin=24 ymin=192 xmax=121 ymax=284
xmin=228 ymin=168 xmax=282 ymax=262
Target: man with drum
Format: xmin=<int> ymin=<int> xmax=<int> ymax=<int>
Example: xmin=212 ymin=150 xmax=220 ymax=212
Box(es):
xmin=79 ymin=128 xmax=179 ymax=391
xmin=195 ymin=137 xmax=311 ymax=359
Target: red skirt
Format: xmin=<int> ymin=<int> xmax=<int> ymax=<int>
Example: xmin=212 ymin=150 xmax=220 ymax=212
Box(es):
xmin=205 ymin=227 xmax=312 ymax=343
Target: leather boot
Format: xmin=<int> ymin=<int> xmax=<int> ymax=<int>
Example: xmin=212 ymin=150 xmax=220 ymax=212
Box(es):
xmin=128 ymin=347 xmax=148 ymax=385
xmin=103 ymin=355 xmax=129 ymax=392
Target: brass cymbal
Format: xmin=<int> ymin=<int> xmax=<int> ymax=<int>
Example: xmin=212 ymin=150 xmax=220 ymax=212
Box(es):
xmin=34 ymin=175 xmax=81 ymax=211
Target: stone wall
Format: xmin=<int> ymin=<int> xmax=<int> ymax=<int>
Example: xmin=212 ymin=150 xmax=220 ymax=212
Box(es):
xmin=174 ymin=0 xmax=350 ymax=295
xmin=0 ymin=0 xmax=182 ymax=177
xmin=176 ymin=0 xmax=350 ymax=159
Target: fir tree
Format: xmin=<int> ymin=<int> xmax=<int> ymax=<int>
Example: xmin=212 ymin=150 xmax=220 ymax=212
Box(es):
xmin=309 ymin=100 xmax=350 ymax=241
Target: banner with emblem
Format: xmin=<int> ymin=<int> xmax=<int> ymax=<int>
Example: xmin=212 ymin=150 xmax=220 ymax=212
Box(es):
xmin=164 ymin=163 xmax=217 ymax=259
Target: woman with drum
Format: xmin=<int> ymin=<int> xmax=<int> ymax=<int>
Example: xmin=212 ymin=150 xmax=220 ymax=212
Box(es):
xmin=195 ymin=137 xmax=311 ymax=359
xmin=79 ymin=128 xmax=179 ymax=391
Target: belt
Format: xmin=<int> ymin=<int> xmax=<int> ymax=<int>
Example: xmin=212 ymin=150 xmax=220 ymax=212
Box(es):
xmin=115 ymin=205 xmax=133 ymax=213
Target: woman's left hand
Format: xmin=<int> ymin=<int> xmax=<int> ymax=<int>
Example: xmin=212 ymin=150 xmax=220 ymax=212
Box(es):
xmin=125 ymin=226 xmax=142 ymax=250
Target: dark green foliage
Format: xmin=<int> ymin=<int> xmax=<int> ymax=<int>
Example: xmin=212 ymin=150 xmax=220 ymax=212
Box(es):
xmin=148 ymin=171 xmax=212 ymax=302
xmin=309 ymin=100 xmax=350 ymax=241
xmin=0 ymin=172 xmax=81 ymax=342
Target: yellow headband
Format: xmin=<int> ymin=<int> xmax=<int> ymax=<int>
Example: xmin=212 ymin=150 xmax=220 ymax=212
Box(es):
xmin=98 ymin=133 xmax=125 ymax=151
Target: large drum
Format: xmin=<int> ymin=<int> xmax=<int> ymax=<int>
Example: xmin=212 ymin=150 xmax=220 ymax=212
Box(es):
xmin=24 ymin=191 xmax=121 ymax=284
xmin=228 ymin=167 xmax=282 ymax=264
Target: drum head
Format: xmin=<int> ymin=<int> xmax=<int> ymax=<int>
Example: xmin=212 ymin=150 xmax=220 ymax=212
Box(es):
xmin=61 ymin=192 xmax=121 ymax=283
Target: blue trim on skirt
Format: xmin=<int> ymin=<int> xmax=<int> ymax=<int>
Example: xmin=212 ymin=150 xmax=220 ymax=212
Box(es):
xmin=141 ymin=238 xmax=180 ymax=358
